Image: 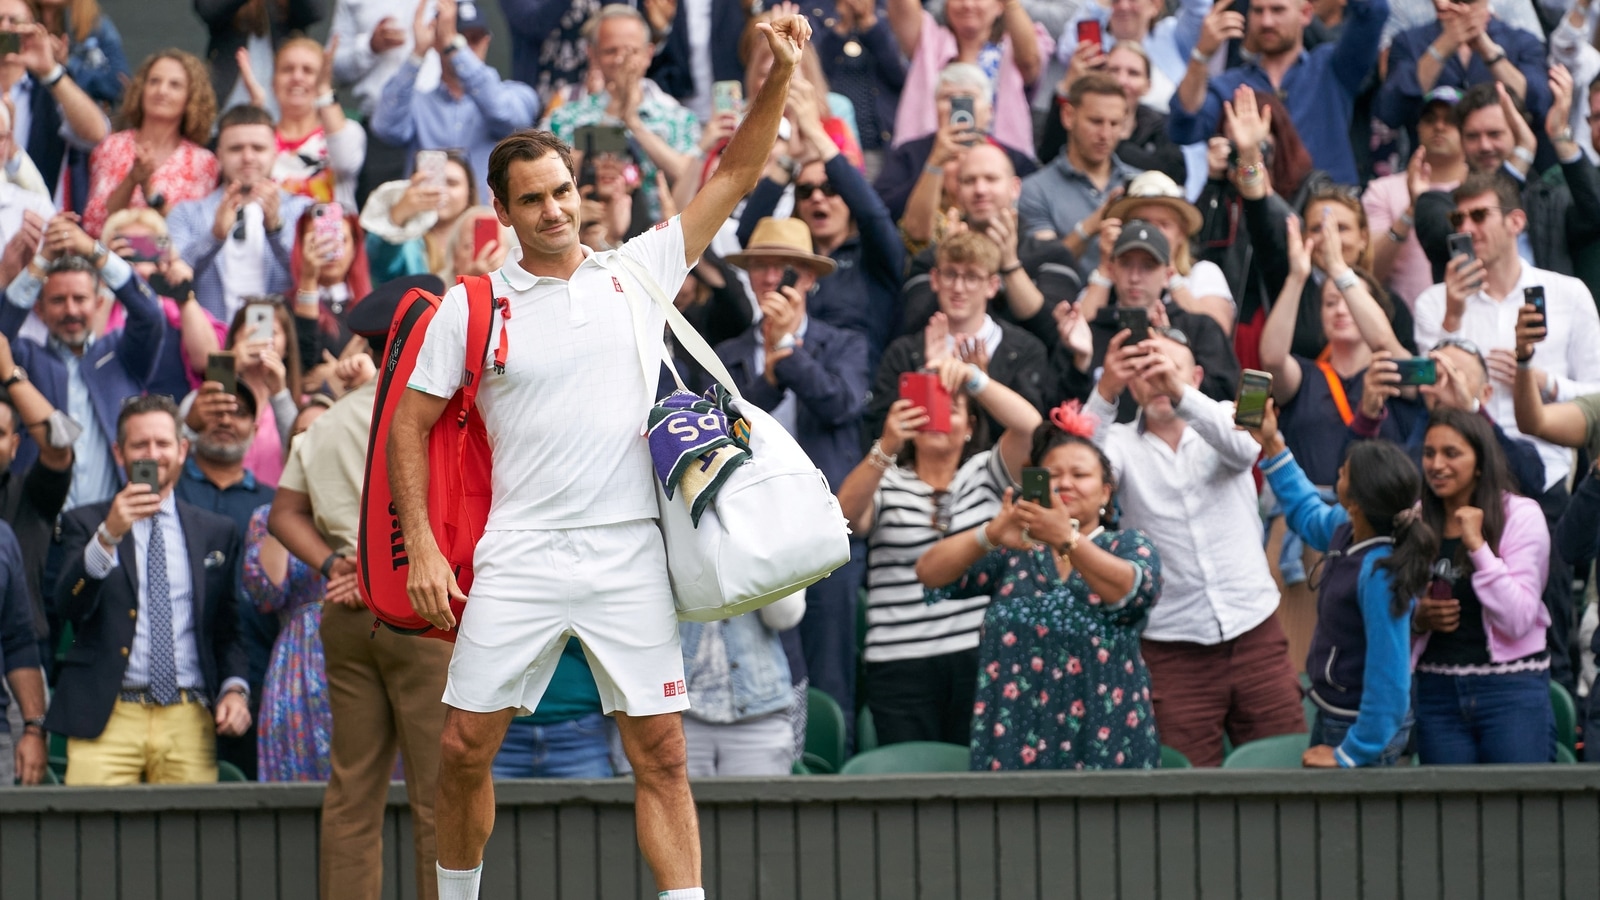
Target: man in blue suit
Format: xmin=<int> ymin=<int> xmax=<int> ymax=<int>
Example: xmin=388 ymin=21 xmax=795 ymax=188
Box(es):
xmin=721 ymin=216 xmax=870 ymax=737
xmin=1 ymin=213 xmax=165 ymax=511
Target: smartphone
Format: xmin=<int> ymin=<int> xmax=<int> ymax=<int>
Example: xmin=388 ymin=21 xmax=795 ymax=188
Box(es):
xmin=415 ymin=149 xmax=447 ymax=188
xmin=473 ymin=216 xmax=499 ymax=257
xmin=574 ymin=124 xmax=630 ymax=159
xmin=128 ymin=459 xmax=160 ymax=493
xmin=206 ymin=352 xmax=237 ymax=395
xmin=1234 ymin=369 xmax=1272 ymax=428
xmin=1020 ymin=467 xmax=1052 ymax=508
xmin=1524 ymin=285 xmax=1547 ymax=341
xmin=312 ymin=202 xmax=344 ymax=260
xmin=948 ymin=95 xmax=977 ymax=134
xmin=712 ymin=80 xmax=743 ymax=116
xmin=1447 ymin=232 xmax=1475 ymax=264
xmin=124 ymin=234 xmax=165 ymax=263
xmin=898 ymin=371 xmax=952 ymax=434
xmin=779 ymin=266 xmax=800 ymax=290
xmin=244 ymin=302 xmax=274 ymax=345
xmin=1393 ymin=357 xmax=1439 ymax=386
xmin=1076 ymin=19 xmax=1102 ymax=47
xmin=1117 ymin=306 xmax=1150 ymax=347
xmin=0 ymin=32 xmax=20 ymax=57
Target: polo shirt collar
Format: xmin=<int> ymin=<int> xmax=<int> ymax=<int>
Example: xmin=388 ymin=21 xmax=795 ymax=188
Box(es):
xmin=183 ymin=456 xmax=258 ymax=491
xmin=1052 ymin=152 xmax=1136 ymax=184
xmin=493 ymin=242 xmax=596 ymax=292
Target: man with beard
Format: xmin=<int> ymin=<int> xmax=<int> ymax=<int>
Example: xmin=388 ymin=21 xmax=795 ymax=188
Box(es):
xmin=175 ymin=385 xmax=276 ymax=779
xmin=1168 ymin=0 xmax=1388 ymax=187
xmin=0 ymin=213 xmax=164 ymax=509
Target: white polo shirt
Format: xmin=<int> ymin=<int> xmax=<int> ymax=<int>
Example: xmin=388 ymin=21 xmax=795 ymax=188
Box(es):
xmin=1414 ymin=261 xmax=1600 ymax=490
xmin=408 ymin=217 xmax=692 ymax=531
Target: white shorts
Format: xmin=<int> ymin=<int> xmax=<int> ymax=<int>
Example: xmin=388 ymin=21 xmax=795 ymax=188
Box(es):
xmin=443 ymin=520 xmax=688 ymax=717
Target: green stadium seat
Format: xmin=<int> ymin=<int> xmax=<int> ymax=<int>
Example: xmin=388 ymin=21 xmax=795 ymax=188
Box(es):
xmin=856 ymin=706 xmax=879 ymax=754
xmin=806 ymin=687 xmax=848 ymax=773
xmin=216 ymin=760 xmax=250 ymax=782
xmin=838 ymin=741 xmax=970 ymax=775
xmin=1159 ymin=745 xmax=1192 ymax=768
xmin=1222 ymin=733 xmax=1311 ymax=769
xmin=1551 ymin=681 xmax=1578 ymax=759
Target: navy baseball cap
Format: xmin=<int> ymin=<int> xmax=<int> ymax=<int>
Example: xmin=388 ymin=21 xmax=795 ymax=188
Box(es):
xmin=457 ymin=1 xmax=489 ymax=35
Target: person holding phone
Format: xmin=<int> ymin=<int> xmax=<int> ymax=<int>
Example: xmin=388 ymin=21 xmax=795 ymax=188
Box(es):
xmin=916 ymin=400 xmax=1163 ymax=770
xmin=1083 ymin=330 xmax=1306 ymax=766
xmin=839 ymin=347 xmax=1042 ymax=749
xmin=188 ymin=303 xmax=301 ymax=489
xmin=1247 ymin=398 xmax=1433 ymax=766
xmin=288 ymin=203 xmax=374 ymax=376
xmin=1410 ymin=407 xmax=1554 ymax=763
xmin=361 ymin=149 xmax=480 ymax=283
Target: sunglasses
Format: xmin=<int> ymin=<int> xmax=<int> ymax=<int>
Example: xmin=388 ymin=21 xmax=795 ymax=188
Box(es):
xmin=1155 ymin=325 xmax=1189 ymax=347
xmin=794 ymin=182 xmax=838 ymax=201
xmin=1447 ymin=207 xmax=1505 ymax=229
xmin=931 ymin=489 xmax=953 ymax=534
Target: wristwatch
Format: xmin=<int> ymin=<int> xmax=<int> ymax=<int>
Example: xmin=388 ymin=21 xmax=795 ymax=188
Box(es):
xmin=22 ymin=716 xmax=44 ymax=733
xmin=446 ymin=33 xmax=470 ymax=55
xmin=3 ymin=365 xmax=26 ymax=388
xmin=1554 ymin=126 xmax=1575 ymax=144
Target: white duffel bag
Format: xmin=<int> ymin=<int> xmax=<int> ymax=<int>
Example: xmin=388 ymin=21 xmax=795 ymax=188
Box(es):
xmin=606 ymin=254 xmax=851 ymax=622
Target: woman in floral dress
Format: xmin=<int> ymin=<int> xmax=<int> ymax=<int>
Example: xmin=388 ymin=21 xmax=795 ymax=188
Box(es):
xmin=920 ymin=403 xmax=1163 ymax=770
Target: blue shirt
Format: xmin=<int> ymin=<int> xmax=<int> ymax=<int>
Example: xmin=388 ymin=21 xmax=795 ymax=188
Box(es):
xmin=52 ymin=337 xmax=116 ymax=512
xmin=370 ymin=48 xmax=542 ymax=198
xmin=1167 ymin=0 xmax=1390 ymax=186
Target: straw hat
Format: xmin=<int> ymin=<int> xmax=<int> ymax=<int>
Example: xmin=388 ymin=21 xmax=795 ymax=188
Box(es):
xmin=724 ymin=218 xmax=838 ymax=276
xmin=1106 ymin=172 xmax=1203 ymax=236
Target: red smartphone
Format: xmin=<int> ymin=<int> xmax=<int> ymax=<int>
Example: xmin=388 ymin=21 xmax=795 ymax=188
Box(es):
xmin=899 ymin=371 xmax=952 ymax=434
xmin=473 ymin=216 xmax=499 ymax=257
xmin=1077 ymin=20 xmax=1102 ymax=46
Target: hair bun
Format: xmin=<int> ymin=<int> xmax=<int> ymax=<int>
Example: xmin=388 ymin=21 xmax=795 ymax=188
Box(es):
xmin=1050 ymin=400 xmax=1097 ymax=439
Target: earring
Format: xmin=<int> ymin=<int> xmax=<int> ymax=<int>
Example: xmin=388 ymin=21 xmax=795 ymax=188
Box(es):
xmin=965 ymin=433 xmax=973 ymax=443
xmin=1099 ymin=506 xmax=1107 ymax=516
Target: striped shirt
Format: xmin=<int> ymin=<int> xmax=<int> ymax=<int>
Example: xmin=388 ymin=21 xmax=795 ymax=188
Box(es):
xmin=864 ymin=450 xmax=1009 ymax=664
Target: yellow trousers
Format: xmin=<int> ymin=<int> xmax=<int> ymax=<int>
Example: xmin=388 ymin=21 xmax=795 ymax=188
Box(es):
xmin=65 ymin=697 xmax=217 ymax=785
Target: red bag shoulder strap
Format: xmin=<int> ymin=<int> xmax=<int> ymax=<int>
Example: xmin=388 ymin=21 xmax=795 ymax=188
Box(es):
xmin=457 ymin=274 xmax=498 ymax=425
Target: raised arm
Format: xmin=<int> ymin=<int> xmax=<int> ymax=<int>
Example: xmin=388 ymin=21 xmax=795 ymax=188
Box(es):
xmin=887 ymin=0 xmax=924 ymax=60
xmin=1002 ymin=0 xmax=1042 ymax=87
xmin=680 ymin=14 xmax=811 ymax=266
xmin=1511 ymin=307 xmax=1591 ymax=447
xmin=1259 ymin=217 xmax=1309 ymax=404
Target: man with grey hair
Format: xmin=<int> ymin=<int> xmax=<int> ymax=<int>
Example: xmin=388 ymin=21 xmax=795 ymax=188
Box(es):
xmin=874 ymin=61 xmax=1038 ymax=222
xmin=546 ymin=3 xmax=700 ymax=224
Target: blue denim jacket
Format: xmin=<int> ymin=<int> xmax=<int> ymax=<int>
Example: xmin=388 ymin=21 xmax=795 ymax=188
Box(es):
xmin=680 ymin=614 xmax=792 ymax=724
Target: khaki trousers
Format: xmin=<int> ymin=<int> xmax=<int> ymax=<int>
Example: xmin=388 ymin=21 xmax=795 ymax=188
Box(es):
xmin=319 ymin=601 xmax=452 ymax=900
xmin=66 ymin=696 xmax=216 ymax=784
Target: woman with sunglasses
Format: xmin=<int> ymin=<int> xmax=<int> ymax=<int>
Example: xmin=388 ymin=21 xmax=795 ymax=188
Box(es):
xmin=1413 ymin=407 xmax=1554 ymax=763
xmin=1248 ymin=398 xmax=1434 ymax=766
xmin=837 ymin=355 xmax=1041 ymax=748
xmin=918 ymin=401 xmax=1163 ymax=771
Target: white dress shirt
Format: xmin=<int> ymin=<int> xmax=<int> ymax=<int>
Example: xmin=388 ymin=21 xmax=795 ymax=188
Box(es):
xmin=1086 ymin=385 xmax=1281 ymax=644
xmin=1413 ymin=261 xmax=1600 ymax=489
xmin=83 ymin=492 xmax=246 ymax=698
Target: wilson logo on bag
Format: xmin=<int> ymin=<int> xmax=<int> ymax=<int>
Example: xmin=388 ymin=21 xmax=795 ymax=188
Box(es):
xmin=357 ymin=276 xmax=496 ymax=641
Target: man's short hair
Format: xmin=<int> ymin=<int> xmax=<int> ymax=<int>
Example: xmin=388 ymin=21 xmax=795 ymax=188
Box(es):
xmin=116 ymin=394 xmax=182 ymax=446
xmin=582 ymin=3 xmax=647 ymax=41
xmin=1452 ymin=169 xmax=1523 ymax=213
xmin=937 ymin=62 xmax=991 ymax=97
xmin=216 ymin=104 xmax=275 ymax=134
xmin=1066 ymin=72 xmax=1125 ymax=108
xmin=936 ymin=230 xmax=1002 ymax=275
xmin=43 ymin=254 xmax=100 ymax=286
xmin=0 ymin=399 xmax=19 ymax=434
xmin=487 ymin=130 xmax=576 ymax=207
xmin=1454 ymin=83 xmax=1530 ymax=132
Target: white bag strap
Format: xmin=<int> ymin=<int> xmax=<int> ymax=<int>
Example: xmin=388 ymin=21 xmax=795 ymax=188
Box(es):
xmin=609 ymin=253 xmax=747 ymax=406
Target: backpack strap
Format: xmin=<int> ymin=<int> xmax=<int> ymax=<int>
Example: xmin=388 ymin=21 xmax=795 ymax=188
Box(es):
xmin=457 ymin=274 xmax=498 ymax=427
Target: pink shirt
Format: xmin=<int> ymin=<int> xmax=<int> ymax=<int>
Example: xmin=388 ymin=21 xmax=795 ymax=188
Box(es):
xmin=84 ymin=131 xmax=220 ymax=238
xmin=892 ymin=10 xmax=1044 ymax=155
xmin=1410 ymin=492 xmax=1550 ymax=667
xmin=1361 ymin=171 xmax=1460 ymax=312
xmin=243 ymin=400 xmax=284 ymax=489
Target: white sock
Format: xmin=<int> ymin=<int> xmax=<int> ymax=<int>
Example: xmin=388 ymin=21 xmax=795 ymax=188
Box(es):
xmin=437 ymin=862 xmax=483 ymax=900
xmin=659 ymin=890 xmax=706 ymax=900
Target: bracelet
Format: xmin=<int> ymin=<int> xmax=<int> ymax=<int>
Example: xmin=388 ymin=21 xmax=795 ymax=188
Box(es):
xmin=1516 ymin=352 xmax=1534 ymax=366
xmin=1072 ymin=221 xmax=1091 ymax=242
xmin=974 ymin=521 xmax=998 ymax=552
xmin=923 ymin=164 xmax=943 ymax=177
xmin=999 ymin=262 xmax=1023 ymax=276
xmin=1089 ymin=270 xmax=1114 ymax=289
xmin=867 ymin=439 xmax=897 ymax=470
xmin=1513 ymin=146 xmax=1535 ymax=165
xmin=38 ymin=65 xmax=65 ymax=88
xmin=1397 ymin=211 xmax=1414 ymax=230
xmin=320 ymin=552 xmax=340 ymax=579
xmin=1333 ymin=270 xmax=1360 ymax=292
xmin=1167 ymin=273 xmax=1190 ymax=293
xmin=1483 ymin=51 xmax=1506 ymax=67
xmin=966 ymin=369 xmax=991 ymax=395
xmin=315 ymin=91 xmax=338 ymax=109
xmin=1554 ymin=126 xmax=1575 ymax=145
xmin=1190 ymin=47 xmax=1209 ymax=65
xmin=1387 ymin=227 xmax=1408 ymax=243
xmin=1238 ymin=163 xmax=1264 ymax=185
xmin=1058 ymin=532 xmax=1081 ymax=555
xmin=1425 ymin=43 xmax=1448 ymax=65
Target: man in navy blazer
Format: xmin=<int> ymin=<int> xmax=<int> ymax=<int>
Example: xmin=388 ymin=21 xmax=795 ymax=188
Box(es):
xmin=45 ymin=395 xmax=249 ymax=784
xmin=0 ymin=213 xmax=164 ymax=509
xmin=720 ymin=217 xmax=870 ymax=736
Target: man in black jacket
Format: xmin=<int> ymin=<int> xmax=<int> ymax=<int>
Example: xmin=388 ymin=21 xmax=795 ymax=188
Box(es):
xmin=1055 ymin=221 xmax=1239 ymax=422
xmin=45 ymin=395 xmax=249 ymax=784
xmin=868 ymin=230 xmax=1052 ymax=445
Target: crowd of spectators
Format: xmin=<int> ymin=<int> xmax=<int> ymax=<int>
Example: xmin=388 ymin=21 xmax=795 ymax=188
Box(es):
xmin=1 ymin=0 xmax=1600 ymax=821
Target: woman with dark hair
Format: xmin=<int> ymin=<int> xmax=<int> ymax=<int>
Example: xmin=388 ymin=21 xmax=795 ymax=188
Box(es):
xmin=360 ymin=150 xmax=478 ymax=282
xmin=289 ymin=202 xmax=372 ymax=373
xmin=1249 ymin=397 xmax=1435 ymax=767
xmin=84 ymin=49 xmax=219 ymax=236
xmin=1413 ymin=407 xmax=1554 ymax=764
xmin=917 ymin=401 xmax=1163 ymax=771
xmin=837 ymin=355 xmax=1041 ymax=748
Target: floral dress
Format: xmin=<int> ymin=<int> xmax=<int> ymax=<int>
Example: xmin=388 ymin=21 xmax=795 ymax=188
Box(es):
xmin=243 ymin=506 xmax=331 ymax=782
xmin=928 ymin=529 xmax=1163 ymax=771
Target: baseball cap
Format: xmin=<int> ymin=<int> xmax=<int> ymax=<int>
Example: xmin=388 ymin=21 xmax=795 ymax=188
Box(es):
xmin=1111 ymin=219 xmax=1170 ymax=265
xmin=1422 ymin=85 xmax=1462 ymax=111
xmin=456 ymin=1 xmax=489 ymax=35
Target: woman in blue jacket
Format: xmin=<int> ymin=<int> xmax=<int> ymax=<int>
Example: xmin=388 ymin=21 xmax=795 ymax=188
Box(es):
xmin=1251 ymin=399 xmax=1438 ymax=767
